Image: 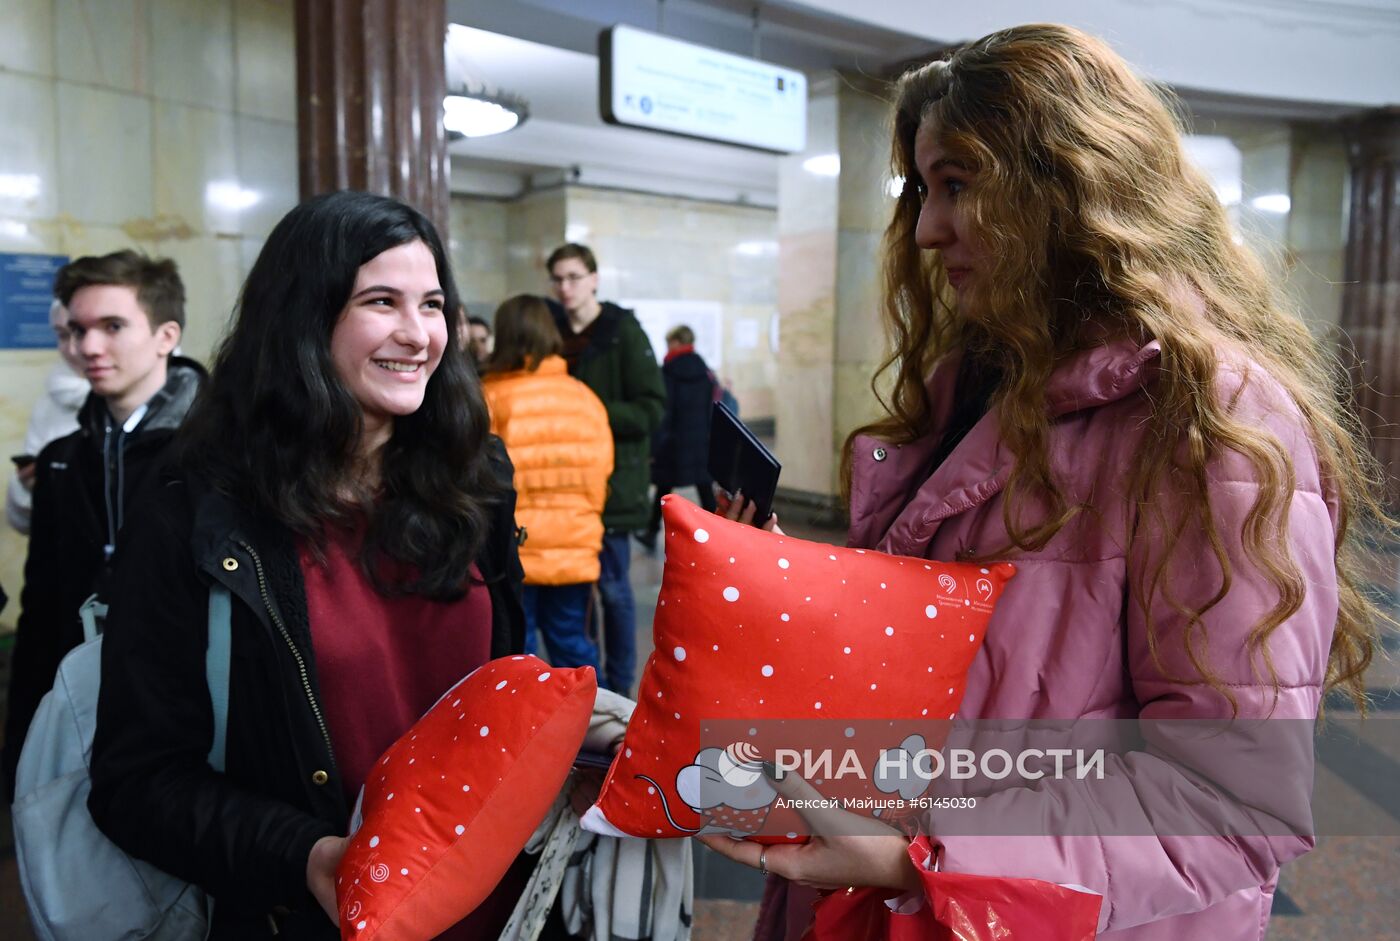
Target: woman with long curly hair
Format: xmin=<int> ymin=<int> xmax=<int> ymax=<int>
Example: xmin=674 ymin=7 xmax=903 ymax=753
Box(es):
xmin=87 ymin=192 xmax=530 ymax=939
xmin=706 ymin=23 xmax=1390 ymax=940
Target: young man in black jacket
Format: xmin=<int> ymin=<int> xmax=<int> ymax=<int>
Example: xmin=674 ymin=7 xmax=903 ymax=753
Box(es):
xmin=2 ymin=250 xmax=205 ymax=799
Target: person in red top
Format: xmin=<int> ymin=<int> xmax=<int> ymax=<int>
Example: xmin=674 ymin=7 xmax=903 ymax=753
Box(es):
xmin=88 ymin=192 xmax=531 ymax=940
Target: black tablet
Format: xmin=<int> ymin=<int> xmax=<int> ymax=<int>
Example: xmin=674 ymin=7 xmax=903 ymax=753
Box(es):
xmin=708 ymin=401 xmax=781 ymax=524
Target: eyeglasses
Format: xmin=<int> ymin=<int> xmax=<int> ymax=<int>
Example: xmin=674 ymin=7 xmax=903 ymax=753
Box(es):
xmin=548 ymin=273 xmax=591 ymax=286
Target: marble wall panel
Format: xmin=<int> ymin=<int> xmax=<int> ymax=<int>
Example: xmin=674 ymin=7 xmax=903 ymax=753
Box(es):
xmin=157 ymin=234 xmax=243 ymax=360
xmin=834 ymin=360 xmax=887 ymax=451
xmin=150 ymin=0 xmax=235 ymax=110
xmin=59 ymin=222 xmax=156 ymax=261
xmin=233 ymin=0 xmax=296 ymax=122
xmin=153 ymin=101 xmax=239 ymax=235
xmin=727 ymin=246 xmax=779 ymax=306
xmin=0 ymin=73 xmax=59 ymax=221
xmin=615 ymin=258 xmax=682 ymax=300
xmin=834 ymin=229 xmax=885 ymax=366
xmin=55 ymin=0 xmax=149 ymax=94
xmin=0 ymin=0 xmax=55 ymax=77
xmin=56 ymin=82 xmax=154 ymax=225
xmin=449 ymin=195 xmax=509 ymax=313
xmin=780 ymin=82 xmax=838 ymax=238
xmin=1285 ymin=127 xmax=1348 ymax=331
xmin=776 ymin=230 xmax=837 ymax=367
xmin=775 ymin=362 xmax=835 ymax=493
xmin=721 ymin=302 xmax=779 ymax=419
xmin=1236 ymin=127 xmax=1292 ymax=262
xmin=836 ymin=81 xmax=894 ymax=237
xmin=505 ymin=188 xmax=566 ymax=296
xmin=233 ymin=114 xmax=298 ymax=239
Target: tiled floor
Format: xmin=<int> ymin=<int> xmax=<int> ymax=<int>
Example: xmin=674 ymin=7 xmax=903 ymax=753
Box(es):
xmin=1 ymin=487 xmax=1397 ymax=939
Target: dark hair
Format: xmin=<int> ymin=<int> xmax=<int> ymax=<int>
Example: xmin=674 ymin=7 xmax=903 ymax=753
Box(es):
xmin=54 ymin=249 xmax=185 ymax=329
xmin=546 ymin=243 xmax=597 ymax=274
xmin=466 ymin=315 xmax=492 ymax=333
xmin=665 ymin=324 xmax=695 ymax=346
xmin=177 ymin=190 xmax=499 ymax=598
xmin=487 ymin=295 xmax=563 ymax=373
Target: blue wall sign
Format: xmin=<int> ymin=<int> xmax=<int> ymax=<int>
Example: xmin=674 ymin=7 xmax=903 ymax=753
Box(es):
xmin=1 ymin=252 xmax=68 ymax=349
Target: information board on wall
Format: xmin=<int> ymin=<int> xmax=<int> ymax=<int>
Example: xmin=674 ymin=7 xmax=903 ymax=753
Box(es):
xmin=0 ymin=252 xmax=67 ymax=349
xmin=599 ymin=25 xmax=807 ymax=153
xmin=624 ymin=299 xmax=724 ymax=370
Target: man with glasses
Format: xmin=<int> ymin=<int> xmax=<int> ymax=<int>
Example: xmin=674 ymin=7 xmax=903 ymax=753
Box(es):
xmin=546 ymin=243 xmax=665 ymax=695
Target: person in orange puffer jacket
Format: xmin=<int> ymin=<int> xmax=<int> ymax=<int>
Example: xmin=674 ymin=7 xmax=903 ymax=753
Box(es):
xmin=480 ymin=295 xmax=614 ymax=674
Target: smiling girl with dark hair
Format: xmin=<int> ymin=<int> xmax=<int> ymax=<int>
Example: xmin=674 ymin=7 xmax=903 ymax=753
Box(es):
xmin=177 ymin=190 xmax=501 ymax=597
xmin=88 ymin=191 xmax=529 ymax=939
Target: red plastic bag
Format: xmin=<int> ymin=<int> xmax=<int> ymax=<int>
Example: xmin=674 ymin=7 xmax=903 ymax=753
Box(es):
xmin=805 ymin=836 xmax=1102 ymax=941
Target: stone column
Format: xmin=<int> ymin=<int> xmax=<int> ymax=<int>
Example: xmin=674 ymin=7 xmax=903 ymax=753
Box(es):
xmin=774 ymin=75 xmax=839 ymax=500
xmin=1340 ymin=108 xmax=1400 ymax=502
xmin=773 ymin=74 xmax=893 ymax=516
xmin=294 ymin=0 xmax=450 ymax=235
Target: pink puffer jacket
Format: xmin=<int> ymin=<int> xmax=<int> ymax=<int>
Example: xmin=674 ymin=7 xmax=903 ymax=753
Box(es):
xmin=757 ymin=339 xmax=1336 ymax=940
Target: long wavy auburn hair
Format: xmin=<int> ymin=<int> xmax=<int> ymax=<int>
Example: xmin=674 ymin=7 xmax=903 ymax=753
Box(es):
xmin=841 ymin=23 xmax=1390 ymax=712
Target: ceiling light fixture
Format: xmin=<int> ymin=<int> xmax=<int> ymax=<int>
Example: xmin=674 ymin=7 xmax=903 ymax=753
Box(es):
xmin=444 ymin=25 xmax=529 ymax=140
xmin=443 ymin=86 xmax=529 ymax=139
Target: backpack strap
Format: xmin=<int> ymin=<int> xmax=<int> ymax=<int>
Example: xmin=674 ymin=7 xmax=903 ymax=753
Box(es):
xmin=205 ymin=585 xmax=232 ymax=772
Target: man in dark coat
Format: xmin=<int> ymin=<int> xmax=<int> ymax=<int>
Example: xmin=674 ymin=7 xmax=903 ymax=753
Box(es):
xmin=547 ymin=243 xmax=665 ymax=695
xmin=638 ymin=325 xmax=717 ymax=550
xmin=2 ymin=250 xmax=204 ymax=800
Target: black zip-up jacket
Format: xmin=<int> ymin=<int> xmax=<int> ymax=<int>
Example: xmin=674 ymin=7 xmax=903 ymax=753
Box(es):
xmin=87 ymin=441 xmax=526 ymax=939
xmin=2 ymin=356 xmax=205 ymax=799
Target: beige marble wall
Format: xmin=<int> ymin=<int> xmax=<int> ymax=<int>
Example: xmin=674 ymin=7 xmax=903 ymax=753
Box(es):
xmin=833 ymin=79 xmax=897 ymax=478
xmin=774 ymin=74 xmax=893 ymax=498
xmin=774 ymin=76 xmax=839 ymax=495
xmin=1284 ymin=125 xmax=1348 ymax=336
xmin=504 ymin=187 xmax=567 ymax=300
xmin=0 ymin=0 xmax=297 ymax=630
xmin=1200 ymin=116 xmax=1348 ymax=335
xmin=447 ymin=194 xmax=508 ymax=316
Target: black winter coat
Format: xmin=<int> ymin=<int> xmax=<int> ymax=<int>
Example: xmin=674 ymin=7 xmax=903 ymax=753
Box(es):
xmin=87 ymin=441 xmax=526 ymax=940
xmin=652 ymin=350 xmax=714 ymax=486
xmin=2 ymin=357 xmax=205 ymax=798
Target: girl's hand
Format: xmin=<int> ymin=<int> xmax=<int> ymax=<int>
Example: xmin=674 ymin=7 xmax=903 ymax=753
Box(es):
xmin=697 ymin=770 xmax=920 ymax=893
xmin=306 ymin=834 xmax=349 ymax=922
xmin=715 ymin=487 xmax=784 ymax=535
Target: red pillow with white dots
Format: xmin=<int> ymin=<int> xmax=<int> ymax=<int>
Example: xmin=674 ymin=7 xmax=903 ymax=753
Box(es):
xmin=336 ymin=655 xmax=595 ymax=941
xmin=581 ymin=495 xmax=1013 ymax=842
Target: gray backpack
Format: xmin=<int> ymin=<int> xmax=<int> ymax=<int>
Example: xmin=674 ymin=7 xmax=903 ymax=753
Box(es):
xmin=11 ymin=588 xmax=232 ymax=941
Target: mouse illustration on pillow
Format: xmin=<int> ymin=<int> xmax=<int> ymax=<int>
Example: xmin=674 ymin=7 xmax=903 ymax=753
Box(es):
xmin=637 ymin=733 xmax=932 ymax=838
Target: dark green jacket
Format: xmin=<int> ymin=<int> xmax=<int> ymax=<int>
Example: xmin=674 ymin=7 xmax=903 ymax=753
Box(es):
xmin=554 ymin=301 xmax=665 ymax=530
